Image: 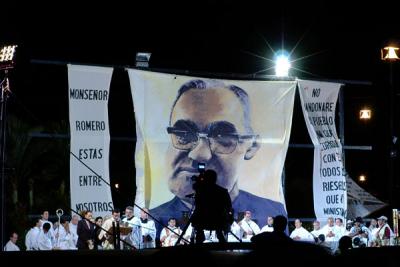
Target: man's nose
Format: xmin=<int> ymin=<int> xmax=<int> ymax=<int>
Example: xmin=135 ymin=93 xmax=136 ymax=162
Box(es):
xmin=188 ymin=137 xmax=212 ymax=162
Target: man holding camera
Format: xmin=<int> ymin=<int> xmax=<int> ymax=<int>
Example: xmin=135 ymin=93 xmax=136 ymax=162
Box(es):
xmin=191 ymin=169 xmax=233 ymax=244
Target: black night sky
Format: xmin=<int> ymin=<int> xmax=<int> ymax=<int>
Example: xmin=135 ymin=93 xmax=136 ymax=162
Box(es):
xmin=1 ymin=0 xmax=399 ymax=221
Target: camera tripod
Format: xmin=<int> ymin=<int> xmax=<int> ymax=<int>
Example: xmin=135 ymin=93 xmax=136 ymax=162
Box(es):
xmin=175 ymin=204 xmax=242 ymax=245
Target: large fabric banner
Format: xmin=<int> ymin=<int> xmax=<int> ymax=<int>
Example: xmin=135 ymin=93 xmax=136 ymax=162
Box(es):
xmin=298 ymin=80 xmax=347 ymax=222
xmin=68 ymin=64 xmax=114 ymax=217
xmin=128 ymin=69 xmax=296 ymax=228
xmin=346 ymin=174 xmax=387 ymax=218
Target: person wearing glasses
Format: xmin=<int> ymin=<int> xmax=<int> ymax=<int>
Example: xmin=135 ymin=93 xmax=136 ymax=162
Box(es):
xmin=150 ymin=79 xmax=287 ymax=238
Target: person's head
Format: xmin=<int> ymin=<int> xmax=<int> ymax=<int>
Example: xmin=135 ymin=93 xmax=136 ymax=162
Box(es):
xmin=327 ymin=217 xmax=334 ymax=226
xmin=83 ymin=210 xmax=93 ymax=221
xmin=95 ymin=216 xmax=103 ymax=226
xmin=369 ymin=218 xmax=377 ymax=228
xmin=140 ymin=208 xmax=149 ymax=220
xmin=71 ymin=214 xmax=79 ymax=225
xmin=9 ymin=232 xmax=18 ymax=244
xmin=267 ymin=216 xmax=274 ymax=226
xmin=377 ymin=216 xmax=387 ymax=226
xmin=338 ymin=236 xmax=352 ymax=252
xmin=244 ymin=211 xmax=252 ymax=221
xmin=168 ymin=218 xmax=177 ymax=227
xmin=273 ymin=215 xmax=287 ymax=233
xmin=60 ymin=215 xmax=70 ymax=226
xmin=294 ymin=219 xmax=302 ymax=229
xmin=313 ymin=220 xmax=320 ymax=230
xmin=112 ymin=209 xmax=120 ymax=221
xmin=335 ymin=218 xmax=343 ymax=227
xmin=125 ymin=206 xmax=134 ymax=219
xmin=354 ymin=217 xmax=363 ymax=227
xmin=42 ymin=211 xmax=49 ymax=221
xmin=166 ymin=79 xmax=260 ymax=201
xmin=43 ymin=222 xmax=51 ymax=233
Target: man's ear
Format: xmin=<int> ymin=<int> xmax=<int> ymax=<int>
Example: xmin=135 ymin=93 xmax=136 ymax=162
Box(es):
xmin=244 ymin=136 xmax=261 ymax=160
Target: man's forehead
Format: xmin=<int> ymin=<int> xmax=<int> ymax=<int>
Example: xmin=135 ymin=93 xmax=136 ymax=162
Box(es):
xmin=172 ymin=88 xmax=245 ymax=129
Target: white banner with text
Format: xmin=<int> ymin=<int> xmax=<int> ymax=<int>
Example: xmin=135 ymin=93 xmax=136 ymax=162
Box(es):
xmin=298 ymin=80 xmax=347 ymax=222
xmin=68 ymin=64 xmax=114 ymax=217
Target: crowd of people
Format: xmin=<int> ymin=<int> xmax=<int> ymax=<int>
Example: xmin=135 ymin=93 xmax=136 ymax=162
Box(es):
xmin=3 ymin=208 xmax=398 ymax=252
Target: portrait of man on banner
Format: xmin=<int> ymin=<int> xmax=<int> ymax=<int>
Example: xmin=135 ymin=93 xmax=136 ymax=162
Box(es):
xmin=128 ymin=71 xmax=296 ymax=233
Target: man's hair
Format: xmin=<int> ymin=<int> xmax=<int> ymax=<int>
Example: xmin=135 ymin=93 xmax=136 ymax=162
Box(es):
xmin=112 ymin=208 xmax=120 ymax=214
xmin=125 ymin=206 xmax=134 ymax=212
xmin=273 ymin=215 xmax=287 ymax=233
xmin=170 ymin=79 xmax=253 ymax=133
xmin=43 ymin=222 xmax=51 ymax=231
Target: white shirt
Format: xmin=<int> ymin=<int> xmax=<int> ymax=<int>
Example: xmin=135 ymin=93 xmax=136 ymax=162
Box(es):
xmin=139 ymin=218 xmax=156 ymax=248
xmin=25 ymin=226 xmax=40 ymax=250
xmin=37 ymin=230 xmax=53 ymax=250
xmin=239 ymin=219 xmax=260 ymax=241
xmin=290 ymin=227 xmax=315 ymax=242
xmin=54 ymin=225 xmax=77 ymax=250
xmin=321 ymin=224 xmax=339 ymax=242
xmin=160 ymin=226 xmax=182 ymax=247
xmin=68 ymin=222 xmax=78 ymax=245
xmin=4 ymin=240 xmax=20 ymax=251
xmin=122 ymin=216 xmax=142 ymax=249
xmin=260 ymin=224 xmax=274 ymax=233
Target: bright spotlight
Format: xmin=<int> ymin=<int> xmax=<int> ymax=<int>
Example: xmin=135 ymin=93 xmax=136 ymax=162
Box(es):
xmin=275 ymin=52 xmax=291 ymax=77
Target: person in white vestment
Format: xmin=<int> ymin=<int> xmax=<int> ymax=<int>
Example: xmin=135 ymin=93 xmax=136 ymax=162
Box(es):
xmin=290 ymin=219 xmax=314 ymax=242
xmin=121 ymin=206 xmax=142 ymax=249
xmin=39 ymin=210 xmax=55 ymax=239
xmin=321 ymin=217 xmax=342 ymax=252
xmin=37 ymin=222 xmax=54 ymax=250
xmin=4 ymin=232 xmax=20 ymax=251
xmin=260 ymin=216 xmax=274 ymax=233
xmin=99 ymin=209 xmax=121 ymax=249
xmin=239 ymin=211 xmax=260 ymax=241
xmin=25 ymin=217 xmax=41 ymax=250
xmin=160 ymin=218 xmax=182 ymax=247
xmin=334 ymin=218 xmax=346 ymax=240
xmin=139 ymin=208 xmax=156 ymax=248
xmin=68 ymin=214 xmax=79 ymax=246
xmin=54 ymin=216 xmax=77 ymax=250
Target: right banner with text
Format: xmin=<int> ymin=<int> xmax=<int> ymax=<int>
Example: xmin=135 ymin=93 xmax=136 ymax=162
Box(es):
xmin=298 ymin=80 xmax=347 ymax=222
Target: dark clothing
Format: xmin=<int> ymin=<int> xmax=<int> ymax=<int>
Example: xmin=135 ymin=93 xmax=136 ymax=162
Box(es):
xmin=77 ymin=219 xmax=95 ymax=250
xmin=191 ymin=182 xmax=232 ymax=231
xmin=190 ymin=181 xmax=232 ymax=243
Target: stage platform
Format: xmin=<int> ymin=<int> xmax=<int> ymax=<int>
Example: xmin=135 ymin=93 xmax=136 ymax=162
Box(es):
xmin=1 ymin=243 xmax=399 ymax=266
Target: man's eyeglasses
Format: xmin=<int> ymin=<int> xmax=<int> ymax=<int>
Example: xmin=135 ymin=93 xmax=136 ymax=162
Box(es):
xmin=167 ymin=127 xmax=256 ymax=154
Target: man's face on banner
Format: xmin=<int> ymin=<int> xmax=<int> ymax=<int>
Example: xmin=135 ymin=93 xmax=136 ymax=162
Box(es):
xmin=166 ymin=87 xmax=258 ymax=200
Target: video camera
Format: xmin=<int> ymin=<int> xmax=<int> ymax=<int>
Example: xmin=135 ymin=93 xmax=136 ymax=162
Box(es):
xmin=190 ymin=163 xmax=206 ymax=183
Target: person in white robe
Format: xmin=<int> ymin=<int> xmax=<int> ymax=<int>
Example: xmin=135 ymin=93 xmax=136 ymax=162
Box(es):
xmin=4 ymin=232 xmax=20 ymax=251
xmin=54 ymin=217 xmax=77 ymax=250
xmin=334 ymin=218 xmax=346 ymax=240
xmin=37 ymin=222 xmax=54 ymax=250
xmin=99 ymin=209 xmax=121 ymax=249
xmin=160 ymin=218 xmax=182 ymax=247
xmin=239 ymin=211 xmax=260 ymax=242
xmin=68 ymin=214 xmax=79 ymax=246
xmin=321 ymin=217 xmax=341 ymax=252
xmin=290 ymin=219 xmax=314 ymax=242
xmin=25 ymin=218 xmax=41 ymax=250
xmin=39 ymin=210 xmax=55 ymax=239
xmin=260 ymin=216 xmax=274 ymax=233
xmin=121 ymin=206 xmax=142 ymax=249
xmin=139 ymin=208 xmax=156 ymax=249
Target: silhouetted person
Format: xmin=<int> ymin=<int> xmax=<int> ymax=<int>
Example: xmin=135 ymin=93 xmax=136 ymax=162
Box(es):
xmin=251 ymin=215 xmax=292 ymax=247
xmin=337 ymin=235 xmax=353 ymax=255
xmin=191 ymin=169 xmax=233 ymax=244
